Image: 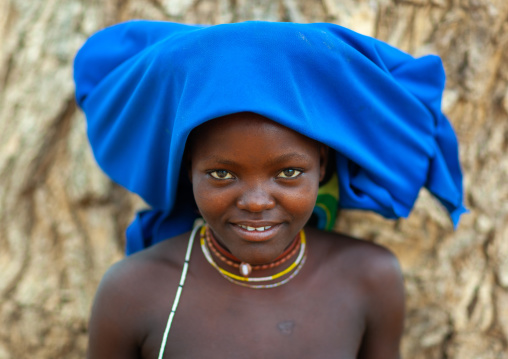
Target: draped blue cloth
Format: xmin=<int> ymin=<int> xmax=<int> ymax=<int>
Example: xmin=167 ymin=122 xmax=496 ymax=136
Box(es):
xmin=74 ymin=20 xmax=467 ymax=255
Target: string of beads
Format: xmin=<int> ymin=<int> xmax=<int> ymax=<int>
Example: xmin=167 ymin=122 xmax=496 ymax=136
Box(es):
xmin=200 ymin=226 xmax=307 ymax=289
xmin=205 ymin=226 xmax=301 ymax=275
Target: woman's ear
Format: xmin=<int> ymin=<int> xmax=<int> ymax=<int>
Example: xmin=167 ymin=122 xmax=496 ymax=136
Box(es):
xmin=183 ymin=134 xmax=195 ymax=182
xmin=183 ymin=145 xmax=193 ymax=182
xmin=186 ymin=156 xmax=193 ymax=182
xmin=319 ymin=145 xmax=329 ymax=182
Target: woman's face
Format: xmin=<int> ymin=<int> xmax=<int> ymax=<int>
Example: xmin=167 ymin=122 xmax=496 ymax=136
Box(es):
xmin=189 ymin=113 xmax=327 ymax=265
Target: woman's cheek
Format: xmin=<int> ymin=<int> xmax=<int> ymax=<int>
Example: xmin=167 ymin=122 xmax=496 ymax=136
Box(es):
xmin=193 ymin=181 xmax=231 ymax=216
xmin=280 ymin=181 xmax=319 ymax=217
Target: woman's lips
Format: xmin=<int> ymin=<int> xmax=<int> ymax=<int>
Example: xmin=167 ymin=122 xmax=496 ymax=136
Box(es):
xmin=230 ymin=223 xmax=282 ymax=242
xmin=237 ymin=224 xmax=272 ymax=232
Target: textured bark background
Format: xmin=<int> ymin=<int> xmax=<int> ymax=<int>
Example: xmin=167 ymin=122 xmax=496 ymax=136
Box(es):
xmin=0 ymin=0 xmax=507 ymax=358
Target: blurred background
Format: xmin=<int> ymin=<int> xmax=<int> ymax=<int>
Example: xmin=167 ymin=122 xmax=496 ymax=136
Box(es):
xmin=0 ymin=0 xmax=507 ymax=357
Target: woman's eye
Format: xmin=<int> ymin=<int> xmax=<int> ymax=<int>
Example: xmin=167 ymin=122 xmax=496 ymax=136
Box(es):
xmin=209 ymin=170 xmax=234 ymax=179
xmin=277 ymin=169 xmax=302 ymax=178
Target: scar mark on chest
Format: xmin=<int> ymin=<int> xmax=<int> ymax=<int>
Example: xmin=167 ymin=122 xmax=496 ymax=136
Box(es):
xmin=277 ymin=320 xmax=295 ymax=335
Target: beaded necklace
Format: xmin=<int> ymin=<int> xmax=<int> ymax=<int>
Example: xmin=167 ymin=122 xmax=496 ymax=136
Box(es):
xmin=200 ymin=226 xmax=307 ymax=289
xmin=157 ymin=221 xmax=201 ymax=359
xmin=210 ymin=254 xmax=307 ymax=289
xmin=206 ymin=226 xmax=301 ymax=276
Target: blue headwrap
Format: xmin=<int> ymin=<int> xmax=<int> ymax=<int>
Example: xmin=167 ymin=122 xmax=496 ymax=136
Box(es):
xmin=74 ymin=20 xmax=467 ymax=254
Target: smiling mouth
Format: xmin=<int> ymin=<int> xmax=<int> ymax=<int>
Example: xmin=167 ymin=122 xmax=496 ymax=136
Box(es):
xmin=237 ymin=224 xmax=272 ymax=232
xmin=231 ymin=223 xmax=282 ymax=242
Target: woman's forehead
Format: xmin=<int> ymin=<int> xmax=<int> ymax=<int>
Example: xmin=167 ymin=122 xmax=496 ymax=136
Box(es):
xmin=188 ymin=112 xmax=320 ymax=156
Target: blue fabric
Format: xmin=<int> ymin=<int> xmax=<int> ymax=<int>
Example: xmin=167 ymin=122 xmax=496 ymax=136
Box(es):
xmin=74 ymin=20 xmax=467 ymax=255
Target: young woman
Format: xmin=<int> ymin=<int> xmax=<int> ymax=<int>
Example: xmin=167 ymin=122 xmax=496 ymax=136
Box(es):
xmin=74 ymin=20 xmax=466 ymax=358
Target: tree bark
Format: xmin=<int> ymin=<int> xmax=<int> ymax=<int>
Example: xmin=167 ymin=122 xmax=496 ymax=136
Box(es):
xmin=0 ymin=0 xmax=507 ymax=357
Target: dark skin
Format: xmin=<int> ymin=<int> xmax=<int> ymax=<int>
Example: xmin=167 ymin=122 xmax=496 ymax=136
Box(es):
xmin=88 ymin=113 xmax=405 ymax=358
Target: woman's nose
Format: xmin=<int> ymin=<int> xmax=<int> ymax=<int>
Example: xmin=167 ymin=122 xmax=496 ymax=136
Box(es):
xmin=236 ymin=185 xmax=276 ymax=212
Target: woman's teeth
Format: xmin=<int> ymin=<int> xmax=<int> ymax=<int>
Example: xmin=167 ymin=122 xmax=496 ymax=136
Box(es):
xmin=238 ymin=225 xmax=272 ymax=232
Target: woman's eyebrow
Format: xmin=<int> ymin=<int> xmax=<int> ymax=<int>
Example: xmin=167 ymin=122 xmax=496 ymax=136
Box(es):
xmin=200 ymin=155 xmax=241 ymax=166
xmin=200 ymin=153 xmax=312 ymax=166
xmin=266 ymin=152 xmax=312 ymax=166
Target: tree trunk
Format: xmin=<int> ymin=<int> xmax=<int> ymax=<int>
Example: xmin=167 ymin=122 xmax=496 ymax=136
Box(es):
xmin=0 ymin=0 xmax=507 ymax=357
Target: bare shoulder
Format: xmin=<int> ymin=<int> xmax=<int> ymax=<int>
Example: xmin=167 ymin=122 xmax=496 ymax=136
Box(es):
xmin=95 ymin=231 xmax=191 ymax=305
xmin=306 ymin=226 xmax=403 ymax=286
xmin=305 ymin=227 xmax=404 ymax=359
xmin=87 ymin=232 xmax=191 ymax=359
xmin=104 ymin=231 xmax=189 ymax=284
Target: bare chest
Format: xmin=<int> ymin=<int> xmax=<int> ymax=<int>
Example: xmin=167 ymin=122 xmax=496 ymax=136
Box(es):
xmin=138 ymin=275 xmax=366 ymax=359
